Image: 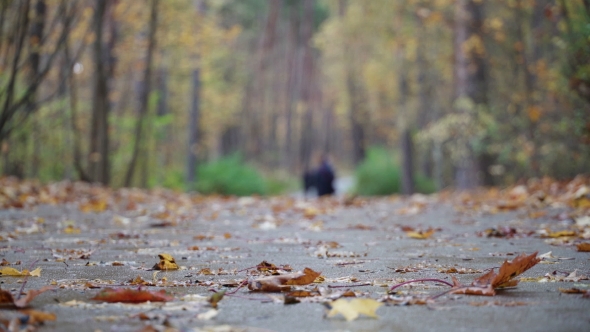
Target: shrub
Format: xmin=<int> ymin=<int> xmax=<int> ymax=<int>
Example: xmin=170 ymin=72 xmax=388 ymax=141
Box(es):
xmin=354 ymin=147 xmax=401 ymax=196
xmin=195 ymin=154 xmax=266 ymax=196
xmin=354 ymin=147 xmax=436 ymax=196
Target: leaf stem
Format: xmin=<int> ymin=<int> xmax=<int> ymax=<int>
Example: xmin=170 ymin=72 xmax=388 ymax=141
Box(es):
xmin=389 ymin=278 xmax=453 ymax=292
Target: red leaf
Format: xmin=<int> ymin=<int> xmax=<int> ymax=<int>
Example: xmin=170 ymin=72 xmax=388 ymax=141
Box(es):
xmin=91 ymin=288 xmax=173 ymax=303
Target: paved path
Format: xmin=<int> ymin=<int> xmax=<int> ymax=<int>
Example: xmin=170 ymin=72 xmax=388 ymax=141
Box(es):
xmin=0 ymin=188 xmax=589 ymax=331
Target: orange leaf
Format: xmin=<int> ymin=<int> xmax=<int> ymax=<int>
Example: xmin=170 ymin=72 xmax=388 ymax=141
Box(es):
xmin=248 ymin=268 xmax=321 ymax=292
xmin=285 ymin=268 xmax=321 ymax=285
xmin=490 ymin=252 xmax=540 ymax=288
xmin=576 ymin=243 xmax=590 ymax=252
xmin=18 ymin=309 xmax=56 ymax=324
xmin=91 ymin=288 xmax=173 ymax=303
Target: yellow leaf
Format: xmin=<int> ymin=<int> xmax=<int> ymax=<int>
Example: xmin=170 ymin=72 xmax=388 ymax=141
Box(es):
xmin=29 ymin=267 xmax=42 ymax=277
xmin=0 ymin=267 xmax=29 ymax=276
xmin=64 ymin=225 xmax=81 ymax=234
xmin=327 ymin=298 xmax=383 ymax=321
xmin=152 ymin=253 xmax=179 ymax=270
xmin=406 ymin=228 xmax=435 ymax=239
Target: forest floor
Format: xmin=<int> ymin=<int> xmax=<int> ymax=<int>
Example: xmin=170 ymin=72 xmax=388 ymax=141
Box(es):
xmin=0 ymin=178 xmax=589 ymax=332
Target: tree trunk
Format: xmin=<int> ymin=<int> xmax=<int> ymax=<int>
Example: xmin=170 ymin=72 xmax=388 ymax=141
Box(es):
xmin=299 ymin=0 xmax=315 ymax=171
xmin=186 ymin=68 xmax=201 ymax=189
xmin=282 ymin=2 xmax=301 ymax=171
xmin=453 ymin=0 xmax=487 ymax=189
xmin=124 ymin=0 xmax=158 ymax=187
xmin=400 ymin=128 xmax=414 ymax=195
xmin=89 ymin=0 xmax=115 ymax=185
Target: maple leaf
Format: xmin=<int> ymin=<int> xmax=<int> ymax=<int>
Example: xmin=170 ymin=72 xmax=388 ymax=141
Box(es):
xmin=152 ymin=253 xmax=179 ymax=270
xmin=325 ymin=298 xmax=383 ymax=321
xmin=450 ymin=252 xmax=540 ymax=296
xmin=91 ymin=288 xmax=173 ymax=303
xmin=248 ymin=267 xmax=321 ymax=292
xmin=0 ymin=286 xmax=54 ymax=308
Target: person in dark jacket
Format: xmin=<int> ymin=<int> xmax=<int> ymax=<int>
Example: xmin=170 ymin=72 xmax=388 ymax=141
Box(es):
xmin=315 ymin=154 xmax=335 ymax=196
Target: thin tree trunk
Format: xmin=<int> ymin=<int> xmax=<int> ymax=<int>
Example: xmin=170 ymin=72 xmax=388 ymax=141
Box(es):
xmin=453 ymin=0 xmax=486 ymax=189
xmin=186 ymin=68 xmax=201 ymax=189
xmin=124 ymin=0 xmax=158 ymax=187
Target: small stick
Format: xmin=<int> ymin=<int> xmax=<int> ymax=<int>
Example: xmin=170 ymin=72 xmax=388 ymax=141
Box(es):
xmin=16 ymin=259 xmax=39 ymax=300
xmin=389 ymin=278 xmax=453 ymax=292
xmin=226 ymin=279 xmax=249 ymax=294
xmin=328 ymin=282 xmax=371 ymax=288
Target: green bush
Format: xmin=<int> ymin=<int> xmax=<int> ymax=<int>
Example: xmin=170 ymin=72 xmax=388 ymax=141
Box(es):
xmin=195 ymin=155 xmax=266 ymax=196
xmin=414 ymin=173 xmax=436 ymax=194
xmin=354 ymin=147 xmax=436 ymax=196
xmin=265 ymin=174 xmax=298 ymax=196
xmin=354 ymin=147 xmax=401 ymax=196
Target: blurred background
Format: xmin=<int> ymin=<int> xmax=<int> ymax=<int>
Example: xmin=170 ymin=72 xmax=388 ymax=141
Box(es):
xmin=0 ymin=0 xmax=589 ymax=196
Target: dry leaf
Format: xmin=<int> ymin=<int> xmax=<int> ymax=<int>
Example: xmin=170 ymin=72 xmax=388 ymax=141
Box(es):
xmin=0 ymin=286 xmax=54 ymax=308
xmin=558 ymin=288 xmax=588 ymax=294
xmin=406 ymin=228 xmax=435 ymax=239
xmin=152 ymin=253 xmax=179 ymax=270
xmin=208 ymin=290 xmax=225 ymax=309
xmin=489 ymin=252 xmax=540 ymax=288
xmin=450 ymin=252 xmax=540 ymax=296
xmin=0 ymin=267 xmax=29 ymax=276
xmin=248 ymin=268 xmax=321 ymax=292
xmin=19 ymin=309 xmax=57 ymax=324
xmin=326 ymin=298 xmax=383 ymax=321
xmin=91 ymin=288 xmax=173 ymax=303
xmin=576 ymin=243 xmax=590 ymax=252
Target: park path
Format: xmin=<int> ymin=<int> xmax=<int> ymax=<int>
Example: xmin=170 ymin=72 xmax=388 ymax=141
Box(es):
xmin=0 ymin=179 xmax=589 ymax=331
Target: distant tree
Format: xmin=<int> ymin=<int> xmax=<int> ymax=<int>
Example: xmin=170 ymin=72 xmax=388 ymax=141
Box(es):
xmin=88 ymin=0 xmax=116 ymax=185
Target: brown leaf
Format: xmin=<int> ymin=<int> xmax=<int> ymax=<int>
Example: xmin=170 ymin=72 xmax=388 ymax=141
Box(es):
xmin=285 ymin=268 xmax=321 ymax=285
xmin=91 ymin=288 xmax=173 ymax=303
xmin=576 ymin=243 xmax=590 ymax=252
xmin=18 ymin=309 xmax=56 ymax=324
xmin=558 ymin=288 xmax=588 ymax=294
xmin=450 ymin=252 xmax=540 ymax=296
xmin=0 ymin=286 xmax=54 ymax=308
xmin=248 ymin=268 xmax=321 ymax=292
xmin=490 ymin=252 xmax=540 ymax=288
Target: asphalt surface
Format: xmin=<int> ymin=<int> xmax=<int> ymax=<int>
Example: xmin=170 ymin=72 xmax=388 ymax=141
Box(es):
xmin=0 ymin=189 xmax=589 ymax=332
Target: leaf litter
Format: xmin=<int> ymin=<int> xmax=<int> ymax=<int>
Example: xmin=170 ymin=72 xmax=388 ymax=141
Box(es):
xmin=0 ymin=177 xmax=589 ymax=327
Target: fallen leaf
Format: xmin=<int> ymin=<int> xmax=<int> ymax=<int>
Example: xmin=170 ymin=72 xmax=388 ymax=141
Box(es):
xmin=152 ymin=253 xmax=179 ymax=270
xmin=0 ymin=286 xmax=54 ymax=308
xmin=406 ymin=228 xmax=435 ymax=239
xmin=91 ymin=288 xmax=173 ymax=303
xmin=488 ymin=252 xmax=540 ymax=288
xmin=0 ymin=267 xmax=29 ymax=276
xmin=576 ymin=243 xmax=590 ymax=252
xmin=450 ymin=252 xmax=540 ymax=296
xmin=29 ymin=267 xmax=42 ymax=277
xmin=541 ymin=230 xmax=577 ymax=238
xmin=285 ymin=267 xmax=321 ymax=285
xmin=326 ymin=298 xmax=383 ymax=321
xmin=248 ymin=268 xmax=321 ymax=292
xmin=208 ymin=290 xmax=225 ymax=309
xmin=19 ymin=309 xmax=57 ymax=324
xmin=559 ymin=288 xmax=588 ymax=294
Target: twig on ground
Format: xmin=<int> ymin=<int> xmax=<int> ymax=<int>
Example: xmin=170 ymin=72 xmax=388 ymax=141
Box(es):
xmin=389 ymin=278 xmax=453 ymax=292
